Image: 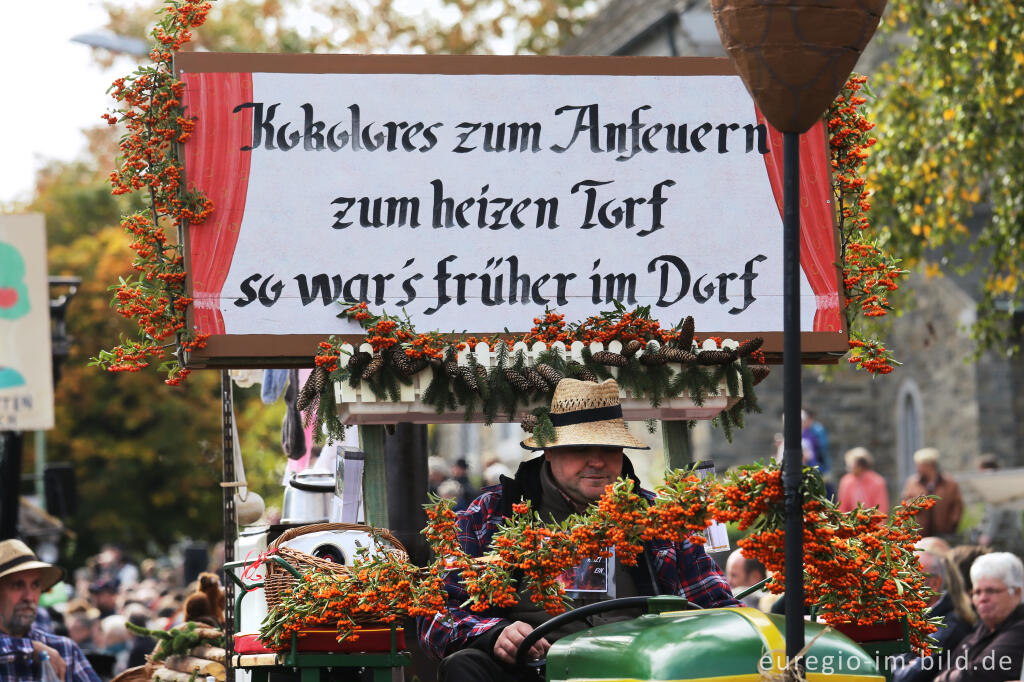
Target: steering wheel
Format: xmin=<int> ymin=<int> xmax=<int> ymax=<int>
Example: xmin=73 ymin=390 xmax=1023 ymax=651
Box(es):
xmin=514 ymin=595 xmax=701 ymax=669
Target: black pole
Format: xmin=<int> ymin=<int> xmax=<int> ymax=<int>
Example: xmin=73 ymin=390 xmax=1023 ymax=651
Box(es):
xmin=384 ymin=423 xmax=430 ymax=566
xmin=782 ymin=131 xmax=804 ymax=662
xmin=221 ymin=372 xmax=236 ymax=679
xmin=0 ymin=432 xmax=24 ymax=539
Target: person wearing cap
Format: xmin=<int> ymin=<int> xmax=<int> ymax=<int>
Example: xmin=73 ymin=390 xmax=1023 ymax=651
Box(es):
xmin=901 ymin=447 xmax=964 ymax=538
xmin=0 ymin=539 xmax=101 ymax=681
xmin=416 ymin=379 xmax=739 ymax=682
xmin=451 ymin=457 xmax=479 ymax=505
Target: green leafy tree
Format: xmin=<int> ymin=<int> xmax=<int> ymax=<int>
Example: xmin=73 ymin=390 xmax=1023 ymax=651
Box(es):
xmin=868 ymin=2 xmax=1024 ymax=349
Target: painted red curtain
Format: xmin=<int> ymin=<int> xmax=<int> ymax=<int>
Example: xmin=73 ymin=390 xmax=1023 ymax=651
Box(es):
xmin=182 ymin=72 xmax=253 ymax=335
xmin=757 ymin=111 xmax=842 ymax=332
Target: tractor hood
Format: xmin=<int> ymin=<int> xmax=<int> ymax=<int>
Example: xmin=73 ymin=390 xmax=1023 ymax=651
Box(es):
xmin=545 ymin=606 xmax=884 ymax=682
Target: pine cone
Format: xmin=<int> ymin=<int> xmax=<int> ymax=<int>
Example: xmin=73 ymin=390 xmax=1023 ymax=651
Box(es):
xmin=296 ymin=372 xmax=315 ymax=409
xmin=362 ymin=353 xmax=385 ymax=380
xmin=520 ymin=414 xmax=539 ymax=433
xmin=736 ymin=337 xmax=764 ymax=357
xmin=567 ymin=361 xmax=598 ymax=382
xmin=592 ymin=351 xmax=628 ymax=367
xmin=638 ymin=348 xmax=668 ymax=366
xmin=523 ymin=367 xmax=551 ymax=393
xmin=475 ymin=364 xmax=488 ymax=381
xmin=459 ymin=366 xmax=479 ymax=392
xmin=390 ymin=349 xmax=414 ymax=375
xmin=297 ymin=365 xmax=329 ymax=412
xmin=697 ymin=350 xmax=735 ymax=366
xmin=751 ymin=366 xmax=771 ymax=385
xmin=504 ymin=368 xmax=532 ymax=393
xmin=535 ymin=363 xmax=564 ymax=388
xmin=663 ymin=348 xmax=697 ymax=364
xmin=392 ymin=350 xmax=428 ymax=377
xmin=677 ymin=316 xmax=695 ymax=349
xmin=348 ymin=350 xmax=372 ymax=373
xmin=444 ymin=361 xmax=460 ymax=378
xmin=623 ymin=339 xmax=642 ymax=357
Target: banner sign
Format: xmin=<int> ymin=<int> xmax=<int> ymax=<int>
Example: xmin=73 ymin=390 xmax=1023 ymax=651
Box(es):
xmin=0 ymin=214 xmax=55 ymax=430
xmin=176 ymin=55 xmax=846 ymax=366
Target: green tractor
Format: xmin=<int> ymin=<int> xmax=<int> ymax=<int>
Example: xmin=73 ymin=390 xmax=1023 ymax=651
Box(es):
xmin=516 ymin=596 xmax=892 ymax=682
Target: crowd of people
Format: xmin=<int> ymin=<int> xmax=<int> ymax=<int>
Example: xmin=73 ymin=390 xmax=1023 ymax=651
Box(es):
xmin=735 ymin=424 xmax=1024 ymax=682
xmin=0 ymin=540 xmax=222 ymax=681
xmin=5 ymin=396 xmax=1023 ymax=682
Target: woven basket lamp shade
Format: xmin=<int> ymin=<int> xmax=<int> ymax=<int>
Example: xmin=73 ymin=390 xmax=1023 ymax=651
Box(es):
xmin=710 ymin=0 xmax=887 ymax=133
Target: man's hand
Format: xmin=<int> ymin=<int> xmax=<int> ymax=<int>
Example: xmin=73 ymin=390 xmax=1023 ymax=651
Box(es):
xmin=493 ymin=620 xmax=550 ymax=665
xmin=31 ymin=641 xmax=67 ymax=680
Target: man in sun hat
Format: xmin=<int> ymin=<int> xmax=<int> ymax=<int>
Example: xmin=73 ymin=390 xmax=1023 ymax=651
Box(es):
xmin=0 ymin=538 xmax=100 ymax=681
xmin=901 ymin=447 xmax=964 ymax=539
xmin=417 ymin=378 xmax=739 ymax=682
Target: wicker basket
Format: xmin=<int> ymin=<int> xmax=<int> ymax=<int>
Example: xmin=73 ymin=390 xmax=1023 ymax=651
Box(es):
xmin=264 ymin=523 xmax=408 ymax=614
xmin=111 ymin=666 xmax=149 ymax=682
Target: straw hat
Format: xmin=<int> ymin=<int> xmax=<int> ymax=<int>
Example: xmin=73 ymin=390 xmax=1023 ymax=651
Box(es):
xmin=0 ymin=539 xmax=64 ymax=591
xmin=522 ymin=378 xmax=649 ymax=451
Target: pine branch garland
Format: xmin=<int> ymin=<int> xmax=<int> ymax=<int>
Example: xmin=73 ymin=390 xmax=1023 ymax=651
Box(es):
xmin=529 ymin=408 xmax=556 ymax=447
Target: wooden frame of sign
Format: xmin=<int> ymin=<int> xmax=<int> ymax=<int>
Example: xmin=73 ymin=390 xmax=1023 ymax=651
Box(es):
xmin=175 ymin=53 xmax=847 ymax=370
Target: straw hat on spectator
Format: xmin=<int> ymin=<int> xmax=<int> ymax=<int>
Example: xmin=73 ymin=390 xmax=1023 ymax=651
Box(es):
xmin=0 ymin=539 xmax=64 ymax=591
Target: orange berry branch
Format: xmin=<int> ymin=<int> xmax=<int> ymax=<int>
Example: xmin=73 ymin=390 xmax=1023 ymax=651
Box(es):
xmin=259 ymin=463 xmax=936 ymax=654
xmin=830 ymin=75 xmax=907 ymax=375
xmin=714 ymin=460 xmax=940 ymax=652
xmin=91 ymin=0 xmax=214 ymax=385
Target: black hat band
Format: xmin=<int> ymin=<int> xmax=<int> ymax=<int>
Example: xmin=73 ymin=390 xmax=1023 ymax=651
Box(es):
xmin=0 ymin=555 xmax=36 ymax=574
xmin=549 ymin=404 xmax=623 ymax=427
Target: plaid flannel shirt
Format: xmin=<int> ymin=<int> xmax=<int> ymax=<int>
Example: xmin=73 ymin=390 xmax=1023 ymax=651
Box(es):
xmin=0 ymin=628 xmax=100 ymax=682
xmin=416 ymin=481 xmax=739 ymax=660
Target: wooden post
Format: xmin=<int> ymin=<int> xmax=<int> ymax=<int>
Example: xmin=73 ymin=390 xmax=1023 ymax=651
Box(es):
xmin=359 ymin=425 xmax=389 ymax=527
xmin=661 ymin=420 xmax=692 ymax=470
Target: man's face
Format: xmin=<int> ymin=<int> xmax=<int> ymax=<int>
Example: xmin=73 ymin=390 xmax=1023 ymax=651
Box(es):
xmin=545 ymin=446 xmax=624 ymax=505
xmin=0 ymin=568 xmax=43 ymax=636
xmin=94 ymin=589 xmax=118 ymax=611
xmin=725 ymin=554 xmax=750 ymax=588
xmin=972 ymin=577 xmax=1021 ymax=630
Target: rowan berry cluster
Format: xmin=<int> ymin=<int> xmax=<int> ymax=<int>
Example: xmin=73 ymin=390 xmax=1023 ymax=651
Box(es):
xmin=830 ymin=75 xmax=905 ymax=375
xmin=259 ymin=462 xmax=936 ymax=654
xmin=721 ymin=460 xmax=939 ymax=653
xmin=92 ymin=0 xmax=213 ymax=385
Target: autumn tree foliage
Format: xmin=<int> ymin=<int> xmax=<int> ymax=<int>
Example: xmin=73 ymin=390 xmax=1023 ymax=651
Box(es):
xmin=868 ymin=2 xmax=1024 ymax=349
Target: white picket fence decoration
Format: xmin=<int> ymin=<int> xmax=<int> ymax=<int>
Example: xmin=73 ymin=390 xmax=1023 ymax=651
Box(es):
xmin=334 ymin=339 xmax=744 ymax=425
